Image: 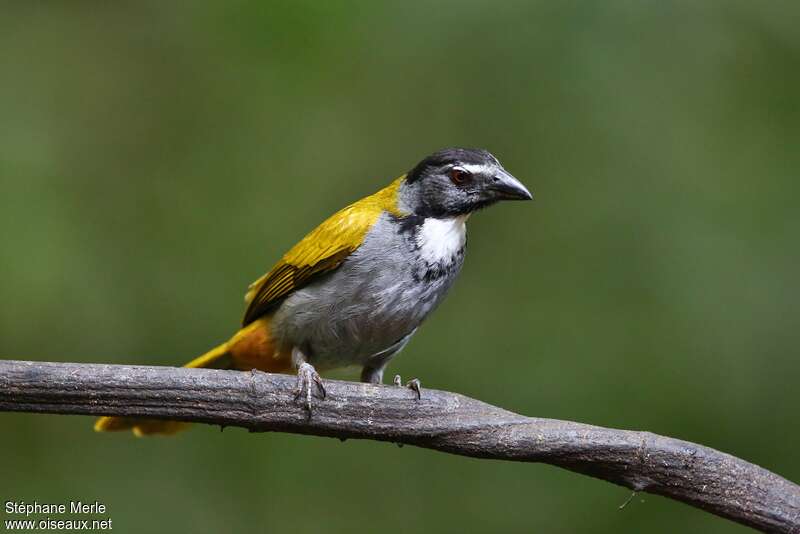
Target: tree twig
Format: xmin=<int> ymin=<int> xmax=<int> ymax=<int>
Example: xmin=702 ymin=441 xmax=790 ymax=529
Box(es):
xmin=1 ymin=359 xmax=798 ymax=533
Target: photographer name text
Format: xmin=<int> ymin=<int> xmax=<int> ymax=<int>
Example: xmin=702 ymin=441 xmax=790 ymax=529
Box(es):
xmin=4 ymin=501 xmax=112 ymax=531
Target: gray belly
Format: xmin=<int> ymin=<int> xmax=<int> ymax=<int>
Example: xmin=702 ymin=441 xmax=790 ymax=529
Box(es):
xmin=270 ymin=213 xmax=465 ymax=370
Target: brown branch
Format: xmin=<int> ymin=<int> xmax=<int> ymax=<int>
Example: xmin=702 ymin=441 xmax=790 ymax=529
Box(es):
xmin=1 ymin=359 xmax=798 ymax=532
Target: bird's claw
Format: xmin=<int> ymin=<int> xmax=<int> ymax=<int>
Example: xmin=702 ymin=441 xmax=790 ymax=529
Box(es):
xmin=407 ymin=378 xmax=421 ymax=400
xmin=393 ymin=374 xmax=422 ymax=400
xmin=295 ymin=362 xmax=326 ymax=412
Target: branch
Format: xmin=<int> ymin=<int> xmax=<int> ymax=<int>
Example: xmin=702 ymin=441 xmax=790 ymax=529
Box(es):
xmin=1 ymin=360 xmax=798 ymax=532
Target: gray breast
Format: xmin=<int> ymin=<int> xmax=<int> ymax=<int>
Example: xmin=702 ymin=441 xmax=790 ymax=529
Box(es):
xmin=270 ymin=212 xmax=466 ymax=370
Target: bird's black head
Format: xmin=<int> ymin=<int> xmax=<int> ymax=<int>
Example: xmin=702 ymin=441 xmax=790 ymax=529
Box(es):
xmin=402 ymin=147 xmax=532 ymax=218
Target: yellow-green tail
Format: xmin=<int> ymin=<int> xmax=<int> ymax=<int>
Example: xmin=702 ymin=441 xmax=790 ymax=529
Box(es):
xmin=93 ymin=341 xmax=232 ymax=437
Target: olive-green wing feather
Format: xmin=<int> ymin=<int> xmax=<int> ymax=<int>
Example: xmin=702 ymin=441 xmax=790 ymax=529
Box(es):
xmin=242 ymin=177 xmax=406 ymax=326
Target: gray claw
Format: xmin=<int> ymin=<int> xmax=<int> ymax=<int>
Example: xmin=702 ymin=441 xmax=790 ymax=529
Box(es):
xmin=313 ymin=373 xmax=326 ymax=399
xmin=394 ymin=374 xmax=421 ymax=400
xmin=406 ymin=378 xmax=422 ymax=400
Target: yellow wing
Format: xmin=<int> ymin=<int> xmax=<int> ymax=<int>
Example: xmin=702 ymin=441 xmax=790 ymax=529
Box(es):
xmin=242 ymin=176 xmax=406 ymax=326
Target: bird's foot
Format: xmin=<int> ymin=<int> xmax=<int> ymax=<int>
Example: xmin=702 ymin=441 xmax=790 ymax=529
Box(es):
xmin=393 ymin=375 xmax=422 ymax=400
xmin=295 ymin=362 xmax=326 ymax=412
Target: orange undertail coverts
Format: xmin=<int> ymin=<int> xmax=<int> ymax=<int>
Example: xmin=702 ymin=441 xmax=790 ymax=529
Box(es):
xmin=93 ymin=318 xmax=292 ymax=436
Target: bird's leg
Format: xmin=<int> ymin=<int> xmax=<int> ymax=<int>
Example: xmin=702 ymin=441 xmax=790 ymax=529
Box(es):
xmin=292 ymin=347 xmax=325 ymax=412
xmin=393 ymin=375 xmax=422 ymax=400
xmin=360 ymin=365 xmax=384 ymax=385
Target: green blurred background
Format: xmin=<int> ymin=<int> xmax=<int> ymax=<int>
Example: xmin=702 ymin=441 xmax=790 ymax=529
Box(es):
xmin=1 ymin=1 xmax=798 ymax=532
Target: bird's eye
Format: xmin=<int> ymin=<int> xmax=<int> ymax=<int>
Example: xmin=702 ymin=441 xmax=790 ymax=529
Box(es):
xmin=449 ymin=168 xmax=470 ymax=185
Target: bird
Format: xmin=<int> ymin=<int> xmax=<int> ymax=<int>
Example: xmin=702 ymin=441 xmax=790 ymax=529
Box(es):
xmin=95 ymin=147 xmax=532 ymax=436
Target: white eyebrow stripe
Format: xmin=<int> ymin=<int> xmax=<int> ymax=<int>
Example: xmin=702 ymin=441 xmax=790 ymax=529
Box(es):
xmin=461 ymin=163 xmax=495 ymax=175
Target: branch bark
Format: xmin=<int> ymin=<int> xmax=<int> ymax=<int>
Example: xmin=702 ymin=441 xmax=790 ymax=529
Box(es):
xmin=1 ymin=359 xmax=797 ymax=533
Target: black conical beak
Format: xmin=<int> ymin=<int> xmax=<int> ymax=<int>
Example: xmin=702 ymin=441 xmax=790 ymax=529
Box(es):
xmin=489 ymin=169 xmax=533 ymax=201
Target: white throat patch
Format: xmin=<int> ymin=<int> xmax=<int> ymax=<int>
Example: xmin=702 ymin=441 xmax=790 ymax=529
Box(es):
xmin=416 ymin=215 xmax=468 ymax=264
